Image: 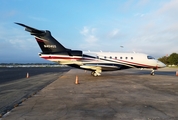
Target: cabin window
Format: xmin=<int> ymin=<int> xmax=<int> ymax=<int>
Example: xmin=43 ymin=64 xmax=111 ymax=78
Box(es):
xmin=104 ymin=56 xmax=106 ymax=59
xmin=115 ymin=57 xmax=117 ymax=59
xmin=110 ymin=56 xmax=112 ymax=59
xmin=125 ymin=57 xmax=128 ymax=59
xmin=96 ymin=56 xmax=99 ymax=59
xmin=131 ymin=57 xmax=133 ymax=60
xmin=147 ymin=56 xmax=155 ymax=59
xmin=120 ymin=57 xmax=122 ymax=59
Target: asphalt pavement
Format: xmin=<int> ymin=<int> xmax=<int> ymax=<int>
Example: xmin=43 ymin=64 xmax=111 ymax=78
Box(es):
xmin=0 ymin=67 xmax=70 ymax=116
xmin=1 ymin=68 xmax=178 ymax=120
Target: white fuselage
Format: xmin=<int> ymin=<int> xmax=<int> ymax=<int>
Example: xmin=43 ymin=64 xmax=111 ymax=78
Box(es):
xmin=39 ymin=51 xmax=166 ymax=70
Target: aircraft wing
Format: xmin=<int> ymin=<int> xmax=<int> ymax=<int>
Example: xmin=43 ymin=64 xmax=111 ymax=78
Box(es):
xmin=80 ymin=64 xmax=120 ymax=71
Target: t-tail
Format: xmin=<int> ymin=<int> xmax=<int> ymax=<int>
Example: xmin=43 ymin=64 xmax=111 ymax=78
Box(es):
xmin=15 ymin=23 xmax=82 ymax=56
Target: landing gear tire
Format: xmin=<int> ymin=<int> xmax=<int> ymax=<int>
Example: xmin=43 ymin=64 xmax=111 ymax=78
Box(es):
xmin=91 ymin=71 xmax=95 ymax=75
xmin=151 ymin=72 xmax=154 ymax=76
xmin=91 ymin=71 xmax=100 ymax=77
xmin=93 ymin=73 xmax=98 ymax=77
xmin=150 ymin=69 xmax=155 ymax=76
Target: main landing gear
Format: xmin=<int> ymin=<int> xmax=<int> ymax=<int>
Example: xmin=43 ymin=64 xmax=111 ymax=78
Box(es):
xmin=150 ymin=69 xmax=155 ymax=76
xmin=91 ymin=71 xmax=101 ymax=77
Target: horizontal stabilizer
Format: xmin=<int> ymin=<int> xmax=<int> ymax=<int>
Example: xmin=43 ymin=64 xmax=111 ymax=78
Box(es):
xmin=15 ymin=22 xmax=46 ymax=36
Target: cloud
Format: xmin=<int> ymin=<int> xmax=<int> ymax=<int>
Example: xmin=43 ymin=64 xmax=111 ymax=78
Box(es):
xmin=157 ymin=0 xmax=178 ymax=16
xmin=134 ymin=13 xmax=145 ymax=17
xmin=0 ymin=10 xmax=17 ymax=19
xmin=79 ymin=26 xmax=100 ymax=50
xmin=120 ymin=0 xmax=178 ymax=58
xmin=8 ymin=38 xmax=35 ymax=50
xmin=0 ymin=24 xmax=36 ymax=50
xmin=0 ymin=23 xmax=41 ymax=62
xmin=137 ymin=0 xmax=149 ymax=6
xmin=80 ymin=26 xmax=89 ymax=36
xmin=78 ymin=0 xmax=178 ymax=57
xmin=107 ymin=28 xmax=126 ymax=40
xmin=79 ymin=26 xmax=128 ymax=51
xmin=108 ymin=29 xmax=119 ymax=38
xmin=80 ymin=26 xmax=98 ymax=44
xmin=85 ymin=35 xmax=98 ymax=43
xmin=122 ymin=0 xmax=134 ymax=12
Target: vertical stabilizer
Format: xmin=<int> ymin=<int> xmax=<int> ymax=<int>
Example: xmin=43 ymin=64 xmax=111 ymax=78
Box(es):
xmin=15 ymin=23 xmax=67 ymax=53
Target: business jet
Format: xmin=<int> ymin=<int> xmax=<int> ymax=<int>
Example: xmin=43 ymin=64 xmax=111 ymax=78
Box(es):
xmin=16 ymin=23 xmax=166 ymax=76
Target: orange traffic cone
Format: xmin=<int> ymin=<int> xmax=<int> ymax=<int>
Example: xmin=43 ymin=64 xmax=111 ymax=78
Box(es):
xmin=75 ymin=75 xmax=79 ymax=84
xmin=26 ymin=72 xmax=29 ymax=78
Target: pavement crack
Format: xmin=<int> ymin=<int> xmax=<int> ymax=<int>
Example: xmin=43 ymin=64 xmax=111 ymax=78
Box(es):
xmin=145 ymin=105 xmax=170 ymax=118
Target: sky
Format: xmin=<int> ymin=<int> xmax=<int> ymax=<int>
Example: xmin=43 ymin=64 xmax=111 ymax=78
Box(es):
xmin=0 ymin=0 xmax=178 ymax=63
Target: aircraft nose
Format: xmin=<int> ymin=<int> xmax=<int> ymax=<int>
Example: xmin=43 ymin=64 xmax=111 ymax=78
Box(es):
xmin=157 ymin=61 xmax=166 ymax=68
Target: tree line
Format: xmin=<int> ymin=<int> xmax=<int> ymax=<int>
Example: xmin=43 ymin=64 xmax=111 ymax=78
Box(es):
xmin=158 ymin=53 xmax=178 ymax=65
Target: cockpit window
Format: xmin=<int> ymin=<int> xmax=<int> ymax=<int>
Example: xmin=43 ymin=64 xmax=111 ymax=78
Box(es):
xmin=147 ymin=56 xmax=155 ymax=59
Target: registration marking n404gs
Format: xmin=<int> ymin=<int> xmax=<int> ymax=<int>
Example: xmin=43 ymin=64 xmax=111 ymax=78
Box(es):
xmin=44 ymin=45 xmax=56 ymax=48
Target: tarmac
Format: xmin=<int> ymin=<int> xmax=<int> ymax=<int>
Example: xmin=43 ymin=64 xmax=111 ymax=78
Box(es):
xmin=0 ymin=67 xmax=70 ymax=116
xmin=1 ymin=68 xmax=178 ymax=120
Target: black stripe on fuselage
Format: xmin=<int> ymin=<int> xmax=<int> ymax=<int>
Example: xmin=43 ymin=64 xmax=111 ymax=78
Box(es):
xmin=82 ymin=56 xmax=154 ymax=68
